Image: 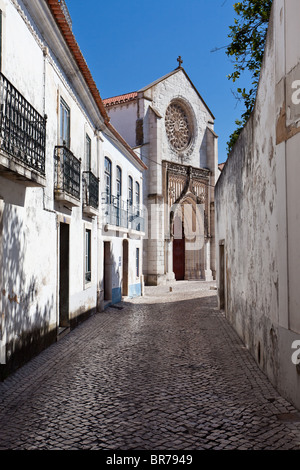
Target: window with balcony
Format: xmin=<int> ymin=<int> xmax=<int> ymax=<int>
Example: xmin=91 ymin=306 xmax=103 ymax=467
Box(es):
xmin=54 ymin=145 xmax=81 ymax=205
xmin=82 ymin=134 xmax=98 ymax=215
xmin=0 ymin=73 xmax=46 ymax=183
xmin=135 ymin=181 xmax=141 ymax=231
xmin=116 ymin=165 xmax=122 ymax=225
xmin=103 ymin=170 xmax=144 ymax=232
xmin=82 ymin=170 xmax=99 ymax=215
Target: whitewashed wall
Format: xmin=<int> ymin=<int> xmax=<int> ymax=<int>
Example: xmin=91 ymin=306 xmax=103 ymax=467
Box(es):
xmin=0 ymin=0 xmax=102 ymax=374
xmin=105 ymin=102 xmax=138 ymax=149
xmin=99 ymin=132 xmax=144 ymax=306
xmin=215 ymin=0 xmax=300 ymax=410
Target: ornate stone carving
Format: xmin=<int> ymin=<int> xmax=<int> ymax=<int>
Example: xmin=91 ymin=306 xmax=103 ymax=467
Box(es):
xmin=165 ymin=101 xmax=192 ymax=151
xmin=162 ymin=160 xmax=210 ymax=239
xmin=168 ymin=174 xmax=186 ymax=206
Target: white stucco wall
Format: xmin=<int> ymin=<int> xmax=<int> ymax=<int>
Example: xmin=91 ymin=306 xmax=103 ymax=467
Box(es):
xmin=0 ymin=0 xmax=103 ymax=371
xmin=215 ymin=0 xmax=300 ymax=410
xmin=99 ymin=131 xmax=144 ymax=304
xmin=106 ymin=101 xmax=138 ymax=149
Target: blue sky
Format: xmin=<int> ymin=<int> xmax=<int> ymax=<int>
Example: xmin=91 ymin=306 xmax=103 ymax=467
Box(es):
xmin=66 ymin=0 xmax=252 ymax=164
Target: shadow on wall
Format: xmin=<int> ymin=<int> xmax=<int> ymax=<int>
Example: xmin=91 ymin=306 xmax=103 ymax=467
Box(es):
xmin=1 ymin=197 xmax=54 ymax=380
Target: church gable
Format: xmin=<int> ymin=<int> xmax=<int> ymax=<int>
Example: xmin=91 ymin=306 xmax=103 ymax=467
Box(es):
xmin=140 ymin=67 xmax=214 ymax=122
xmin=141 ymin=68 xmax=216 ymax=169
xmin=103 ymin=67 xmax=217 ymax=171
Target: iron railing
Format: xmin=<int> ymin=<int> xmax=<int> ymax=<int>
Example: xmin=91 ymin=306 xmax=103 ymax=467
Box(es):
xmin=0 ymin=73 xmax=46 ymax=174
xmin=103 ymin=197 xmax=144 ymax=231
xmin=83 ymin=170 xmax=99 ymax=209
xmin=54 ymin=145 xmax=81 ymax=200
xmin=128 ymin=203 xmax=144 ymax=232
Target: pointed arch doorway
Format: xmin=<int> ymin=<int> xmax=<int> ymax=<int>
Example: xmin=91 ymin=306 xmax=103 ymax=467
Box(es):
xmin=171 ymin=195 xmax=204 ymax=281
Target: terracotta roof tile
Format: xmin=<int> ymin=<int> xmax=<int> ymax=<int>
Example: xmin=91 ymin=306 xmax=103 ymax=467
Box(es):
xmin=103 ymin=92 xmax=138 ymax=107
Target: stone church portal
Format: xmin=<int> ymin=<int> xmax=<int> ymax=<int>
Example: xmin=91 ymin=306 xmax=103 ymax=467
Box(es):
xmin=103 ymin=64 xmax=218 ymax=285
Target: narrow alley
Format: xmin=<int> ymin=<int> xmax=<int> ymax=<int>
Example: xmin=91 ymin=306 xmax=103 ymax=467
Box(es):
xmin=0 ymin=281 xmax=299 ymax=451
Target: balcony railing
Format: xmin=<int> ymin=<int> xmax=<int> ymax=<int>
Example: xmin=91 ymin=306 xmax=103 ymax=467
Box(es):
xmin=0 ymin=72 xmax=46 ymax=174
xmin=103 ymin=196 xmax=144 ymax=232
xmin=54 ymin=145 xmax=81 ymax=201
xmin=83 ymin=170 xmax=99 ymax=210
xmin=128 ymin=204 xmax=144 ymax=232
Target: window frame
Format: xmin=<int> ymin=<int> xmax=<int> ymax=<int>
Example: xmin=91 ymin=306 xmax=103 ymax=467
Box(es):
xmin=85 ymin=133 xmax=91 ymax=171
xmin=128 ymin=175 xmax=133 ymax=206
xmin=104 ymin=157 xmax=112 ymax=204
xmin=116 ymin=165 xmax=122 ymax=200
xmin=60 ymin=97 xmax=70 ymax=147
xmin=135 ymin=181 xmax=140 ymax=207
xmin=85 ymin=228 xmax=91 ymax=284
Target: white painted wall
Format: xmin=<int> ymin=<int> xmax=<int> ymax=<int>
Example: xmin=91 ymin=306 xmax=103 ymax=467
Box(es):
xmin=106 ymin=102 xmax=138 ymax=148
xmin=99 ymin=131 xmax=144 ymax=304
xmin=215 ymin=0 xmax=300 ymax=410
xmin=0 ymin=0 xmax=144 ymax=375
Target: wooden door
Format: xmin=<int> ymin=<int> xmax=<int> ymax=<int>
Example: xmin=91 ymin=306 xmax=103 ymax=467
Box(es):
xmin=173 ymin=238 xmax=185 ymax=280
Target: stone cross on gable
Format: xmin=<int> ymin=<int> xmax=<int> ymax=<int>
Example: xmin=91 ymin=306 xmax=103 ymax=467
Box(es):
xmin=177 ymin=56 xmax=183 ymax=68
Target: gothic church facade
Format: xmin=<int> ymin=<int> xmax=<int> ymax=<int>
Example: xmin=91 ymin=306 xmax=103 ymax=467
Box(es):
xmin=104 ymin=64 xmax=218 ymax=285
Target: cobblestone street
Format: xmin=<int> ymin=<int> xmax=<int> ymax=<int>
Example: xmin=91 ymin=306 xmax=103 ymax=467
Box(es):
xmin=0 ymin=281 xmax=300 ymax=451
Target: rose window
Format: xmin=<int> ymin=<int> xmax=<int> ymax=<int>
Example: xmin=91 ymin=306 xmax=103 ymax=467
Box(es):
xmin=165 ymin=102 xmax=192 ymax=151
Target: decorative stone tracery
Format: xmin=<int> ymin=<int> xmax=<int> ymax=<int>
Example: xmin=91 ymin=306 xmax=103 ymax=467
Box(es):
xmin=162 ymin=161 xmax=211 ymax=281
xmin=165 ymin=101 xmax=193 ymax=151
xmin=163 ymin=161 xmax=209 ymax=218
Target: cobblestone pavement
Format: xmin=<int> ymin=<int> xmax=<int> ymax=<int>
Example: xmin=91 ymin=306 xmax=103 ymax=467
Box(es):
xmin=1 ymin=280 xmax=300 ymax=451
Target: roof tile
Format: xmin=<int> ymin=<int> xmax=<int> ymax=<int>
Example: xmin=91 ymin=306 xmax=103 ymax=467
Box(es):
xmin=103 ymin=92 xmax=138 ymax=107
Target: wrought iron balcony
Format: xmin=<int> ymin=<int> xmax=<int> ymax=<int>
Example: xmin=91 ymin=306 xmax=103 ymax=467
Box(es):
xmin=54 ymin=145 xmax=81 ymax=206
xmin=0 ymin=72 xmax=46 ymax=183
xmin=82 ymin=170 xmax=99 ymax=216
xmin=103 ymin=196 xmax=144 ymax=232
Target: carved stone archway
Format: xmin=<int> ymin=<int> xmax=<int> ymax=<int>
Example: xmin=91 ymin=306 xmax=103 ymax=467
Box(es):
xmin=162 ymin=161 xmax=212 ymax=281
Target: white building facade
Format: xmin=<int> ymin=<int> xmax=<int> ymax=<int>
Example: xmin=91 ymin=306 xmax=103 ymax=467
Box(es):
xmin=100 ymin=124 xmax=146 ymax=306
xmin=104 ymin=67 xmax=218 ymax=286
xmin=0 ymin=0 xmax=145 ymax=378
